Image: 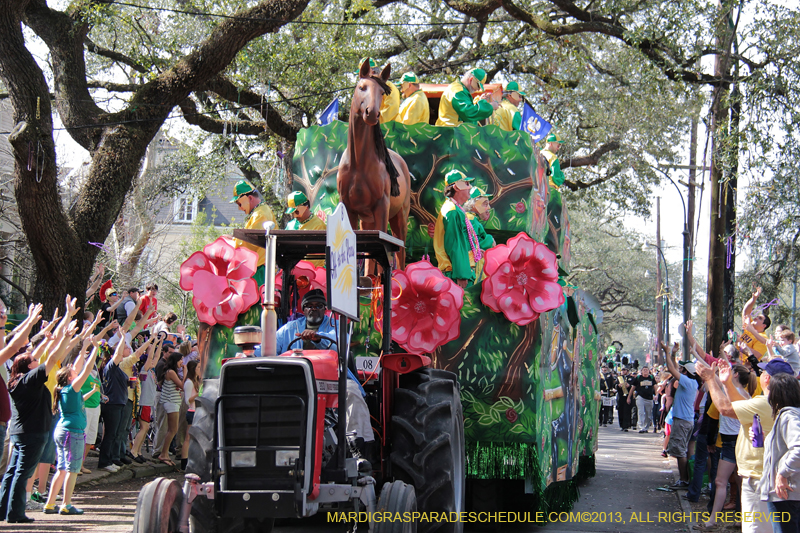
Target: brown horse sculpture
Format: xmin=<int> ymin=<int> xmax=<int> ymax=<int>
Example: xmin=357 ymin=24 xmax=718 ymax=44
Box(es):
xmin=337 ymin=59 xmax=410 ymax=269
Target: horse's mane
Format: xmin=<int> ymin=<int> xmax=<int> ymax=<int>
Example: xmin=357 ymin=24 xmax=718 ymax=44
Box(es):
xmin=368 ymin=75 xmax=400 ymax=197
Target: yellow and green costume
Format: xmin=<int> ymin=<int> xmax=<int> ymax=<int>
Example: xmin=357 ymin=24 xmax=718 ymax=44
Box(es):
xmin=435 ymin=81 xmax=494 ymax=127
xmin=491 ymin=100 xmax=521 ymax=132
xmin=397 ymin=90 xmax=430 ymax=126
xmin=234 ymin=203 xmax=275 ymax=285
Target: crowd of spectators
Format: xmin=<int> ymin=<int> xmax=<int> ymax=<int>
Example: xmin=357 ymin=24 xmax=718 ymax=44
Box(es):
xmin=0 ymin=281 xmax=199 ymax=523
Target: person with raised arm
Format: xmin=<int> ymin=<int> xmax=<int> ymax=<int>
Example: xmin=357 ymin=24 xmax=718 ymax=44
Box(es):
xmin=131 ymin=335 xmax=162 ymax=463
xmin=0 ymin=303 xmax=75 ymax=524
xmin=739 ymin=286 xmax=771 ymax=362
xmin=42 ymin=340 xmax=100 ymax=515
xmin=662 ymin=341 xmax=699 ymax=490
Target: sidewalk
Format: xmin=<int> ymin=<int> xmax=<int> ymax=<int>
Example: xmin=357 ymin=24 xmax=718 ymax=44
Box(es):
xmin=531 ymin=424 xmax=691 ymax=533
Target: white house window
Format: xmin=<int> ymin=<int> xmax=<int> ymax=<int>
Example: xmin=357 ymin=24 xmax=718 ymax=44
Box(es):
xmin=174 ymin=196 xmax=198 ymax=223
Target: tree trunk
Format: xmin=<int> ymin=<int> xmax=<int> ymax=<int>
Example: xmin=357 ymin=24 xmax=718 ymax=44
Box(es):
xmin=0 ymin=0 xmax=309 ymax=318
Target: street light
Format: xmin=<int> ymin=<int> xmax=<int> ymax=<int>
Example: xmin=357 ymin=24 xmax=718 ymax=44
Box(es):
xmin=653 ymin=169 xmax=693 ymax=363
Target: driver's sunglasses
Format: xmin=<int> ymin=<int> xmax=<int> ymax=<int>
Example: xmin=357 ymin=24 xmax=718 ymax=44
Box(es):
xmin=303 ymin=303 xmax=325 ymax=310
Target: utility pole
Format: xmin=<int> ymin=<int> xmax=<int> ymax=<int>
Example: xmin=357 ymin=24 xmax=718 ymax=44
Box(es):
xmin=683 ymin=120 xmax=697 ymax=362
xmin=705 ymin=0 xmax=736 ymax=354
xmin=656 ymin=197 xmax=663 ymax=365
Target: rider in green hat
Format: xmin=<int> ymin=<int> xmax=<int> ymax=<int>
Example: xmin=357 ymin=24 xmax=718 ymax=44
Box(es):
xmin=397 ymin=72 xmax=429 ymax=126
xmin=230 ymin=179 xmax=276 ymax=273
xmin=433 ymin=170 xmax=489 ymax=287
xmin=542 ymin=132 xmax=566 ymax=188
xmin=490 ymin=81 xmax=525 ymax=132
xmin=285 ymin=190 xmax=326 ymax=266
xmin=285 ymin=191 xmax=326 ymax=231
xmin=463 ymin=187 xmax=496 ymax=281
xmin=358 ymin=57 xmax=400 ymax=124
xmin=436 ymin=68 xmax=497 ymax=127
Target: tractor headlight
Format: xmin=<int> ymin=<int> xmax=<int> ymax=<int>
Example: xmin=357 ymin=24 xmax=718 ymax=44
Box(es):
xmin=231 ymin=451 xmax=257 ymax=468
xmin=275 ymin=450 xmax=300 ymax=467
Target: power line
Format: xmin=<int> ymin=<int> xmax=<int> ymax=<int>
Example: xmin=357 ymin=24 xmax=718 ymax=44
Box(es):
xmin=106 ymin=1 xmax=509 ymax=27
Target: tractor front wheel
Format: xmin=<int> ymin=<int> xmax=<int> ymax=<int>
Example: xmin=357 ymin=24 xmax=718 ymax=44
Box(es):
xmin=132 ymin=477 xmax=183 ymax=533
xmin=374 ymin=480 xmax=417 ymax=533
xmin=391 ymin=369 xmax=465 ymax=533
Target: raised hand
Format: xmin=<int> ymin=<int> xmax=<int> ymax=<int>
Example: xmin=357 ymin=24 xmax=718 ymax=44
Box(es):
xmin=717 ymin=358 xmax=733 ymax=383
xmin=65 ymin=295 xmax=78 ymax=316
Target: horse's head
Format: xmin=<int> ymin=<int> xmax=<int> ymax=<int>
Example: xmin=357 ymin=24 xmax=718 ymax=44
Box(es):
xmin=354 ymin=59 xmax=391 ymax=126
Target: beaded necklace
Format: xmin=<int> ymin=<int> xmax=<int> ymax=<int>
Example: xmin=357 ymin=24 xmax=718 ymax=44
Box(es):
xmin=454 ymin=200 xmax=483 ymax=262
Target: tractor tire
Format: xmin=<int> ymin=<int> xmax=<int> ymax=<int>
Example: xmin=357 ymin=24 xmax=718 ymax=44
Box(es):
xmin=133 ymin=477 xmax=183 ymax=533
xmin=374 ymin=480 xmax=417 ymax=533
xmin=391 ymin=368 xmax=465 ymax=533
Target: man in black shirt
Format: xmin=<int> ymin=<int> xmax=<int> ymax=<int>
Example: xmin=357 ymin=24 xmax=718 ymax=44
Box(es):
xmin=627 ymin=366 xmax=655 ymax=432
xmin=616 ymin=366 xmax=636 ymax=431
xmin=599 ymin=365 xmax=616 ymax=427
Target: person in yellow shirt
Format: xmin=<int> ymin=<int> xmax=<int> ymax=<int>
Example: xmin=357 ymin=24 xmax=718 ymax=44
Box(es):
xmin=738 ymin=286 xmax=770 ymax=361
xmin=397 ymin=72 xmax=429 ymax=126
xmin=285 ymin=191 xmax=325 ymax=267
xmin=542 ymin=132 xmax=566 ymax=188
xmin=436 ymin=68 xmax=497 ymax=127
xmin=230 ymin=180 xmax=276 ymax=287
xmin=285 ymin=191 xmax=325 ymax=231
xmin=357 ymin=57 xmax=400 ymax=124
xmin=491 ymin=81 xmax=524 ymax=132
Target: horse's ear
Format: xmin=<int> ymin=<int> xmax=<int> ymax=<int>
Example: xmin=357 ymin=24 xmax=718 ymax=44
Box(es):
xmin=359 ymin=59 xmax=371 ymax=79
xmin=380 ymin=63 xmax=391 ymax=82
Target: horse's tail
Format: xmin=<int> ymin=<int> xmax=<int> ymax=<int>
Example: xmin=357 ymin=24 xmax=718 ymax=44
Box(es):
xmin=373 ymin=123 xmax=400 ymax=197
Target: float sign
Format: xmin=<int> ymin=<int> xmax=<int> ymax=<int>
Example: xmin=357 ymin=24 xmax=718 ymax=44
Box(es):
xmin=326 ymin=203 xmax=358 ymax=320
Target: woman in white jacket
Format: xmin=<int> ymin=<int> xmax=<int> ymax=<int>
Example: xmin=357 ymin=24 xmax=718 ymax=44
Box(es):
xmin=758 ymin=372 xmax=800 ymax=533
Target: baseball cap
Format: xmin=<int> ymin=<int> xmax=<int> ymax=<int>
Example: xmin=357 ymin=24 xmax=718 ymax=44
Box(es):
xmin=469 ymin=68 xmax=487 ymax=91
xmin=505 ymin=81 xmax=526 ymax=96
xmin=444 ymin=169 xmax=474 ymax=187
xmin=286 ymin=191 xmax=309 ymax=214
xmin=546 ymin=132 xmax=565 ymax=144
xmin=355 ymin=57 xmax=377 ymax=74
xmin=230 ymin=179 xmax=256 ymax=203
xmin=400 ymin=72 xmax=418 ymax=84
xmin=679 ymin=361 xmax=697 ymax=376
xmin=469 ymin=186 xmax=493 ymax=200
xmin=758 ymin=359 xmax=794 ymax=377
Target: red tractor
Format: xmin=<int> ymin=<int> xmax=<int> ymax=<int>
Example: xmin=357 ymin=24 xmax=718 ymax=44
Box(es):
xmin=132 ymin=228 xmax=465 ymax=533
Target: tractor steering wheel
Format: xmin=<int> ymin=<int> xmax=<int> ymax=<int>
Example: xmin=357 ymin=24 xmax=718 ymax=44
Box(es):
xmin=287 ymin=334 xmax=338 ymax=350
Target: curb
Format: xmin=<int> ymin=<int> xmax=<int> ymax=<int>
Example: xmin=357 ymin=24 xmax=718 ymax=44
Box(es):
xmin=76 ymin=462 xmax=179 ymax=487
xmin=670 ymin=458 xmax=695 ymax=532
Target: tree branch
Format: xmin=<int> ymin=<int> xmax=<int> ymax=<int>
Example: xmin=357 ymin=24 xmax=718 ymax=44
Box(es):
xmin=178 ymin=98 xmax=268 ymax=136
xmin=87 ymin=80 xmax=141 ymax=92
xmin=201 ymin=76 xmax=299 ymax=141
xmin=84 ymin=37 xmax=148 ymax=73
xmin=561 ymin=141 xmax=620 ymax=169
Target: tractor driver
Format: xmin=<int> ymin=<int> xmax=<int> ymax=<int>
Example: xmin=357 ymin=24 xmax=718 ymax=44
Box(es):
xmin=274 ymin=289 xmax=335 ymax=354
xmin=265 ymin=289 xmax=376 ymax=456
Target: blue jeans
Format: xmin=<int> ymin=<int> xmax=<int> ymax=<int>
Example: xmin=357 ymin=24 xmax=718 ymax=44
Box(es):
xmin=688 ymin=433 xmax=710 ymax=502
xmin=99 ymin=403 xmax=124 ymax=468
xmin=0 ymin=424 xmax=6 ymax=463
xmin=0 ymin=432 xmax=48 ymax=521
xmin=768 ymin=500 xmax=800 ymax=533
xmin=706 ymin=445 xmax=720 ymax=514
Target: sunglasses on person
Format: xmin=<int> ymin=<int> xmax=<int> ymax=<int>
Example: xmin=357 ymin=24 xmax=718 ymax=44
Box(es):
xmin=109 ymin=292 xmax=118 ymax=297
xmin=303 ymin=302 xmax=326 ymax=310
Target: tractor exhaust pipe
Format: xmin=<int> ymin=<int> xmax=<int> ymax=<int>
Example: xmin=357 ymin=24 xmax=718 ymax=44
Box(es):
xmin=261 ymin=221 xmax=278 ymax=357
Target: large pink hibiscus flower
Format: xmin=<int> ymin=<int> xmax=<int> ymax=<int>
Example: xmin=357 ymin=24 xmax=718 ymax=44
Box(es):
xmin=180 ymin=236 xmax=260 ymax=327
xmin=271 ymin=261 xmax=327 ymax=311
xmin=391 ymin=261 xmax=463 ymax=353
xmin=481 ymin=233 xmax=564 ymax=325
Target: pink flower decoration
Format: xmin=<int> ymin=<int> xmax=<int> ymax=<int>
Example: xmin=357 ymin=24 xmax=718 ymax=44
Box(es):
xmin=391 ymin=261 xmax=463 ymax=354
xmin=480 ymin=233 xmax=564 ymax=326
xmin=180 ymin=236 xmax=260 ymax=328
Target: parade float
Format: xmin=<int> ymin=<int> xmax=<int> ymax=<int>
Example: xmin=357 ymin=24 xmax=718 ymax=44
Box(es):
xmin=140 ymin=67 xmax=603 ymax=533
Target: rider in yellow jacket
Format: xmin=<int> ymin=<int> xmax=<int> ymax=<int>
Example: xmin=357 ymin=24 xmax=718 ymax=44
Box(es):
xmin=490 ymin=81 xmax=524 ymax=132
xmin=397 ymin=72 xmax=430 ymax=126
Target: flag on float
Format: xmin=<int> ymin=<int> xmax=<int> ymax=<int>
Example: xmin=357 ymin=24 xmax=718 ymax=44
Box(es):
xmin=318 ymin=98 xmax=339 ymax=126
xmin=519 ymin=102 xmax=551 ymax=143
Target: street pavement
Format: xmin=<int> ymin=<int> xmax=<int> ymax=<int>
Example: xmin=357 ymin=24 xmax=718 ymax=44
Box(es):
xmin=0 ymin=424 xmax=688 ymax=532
